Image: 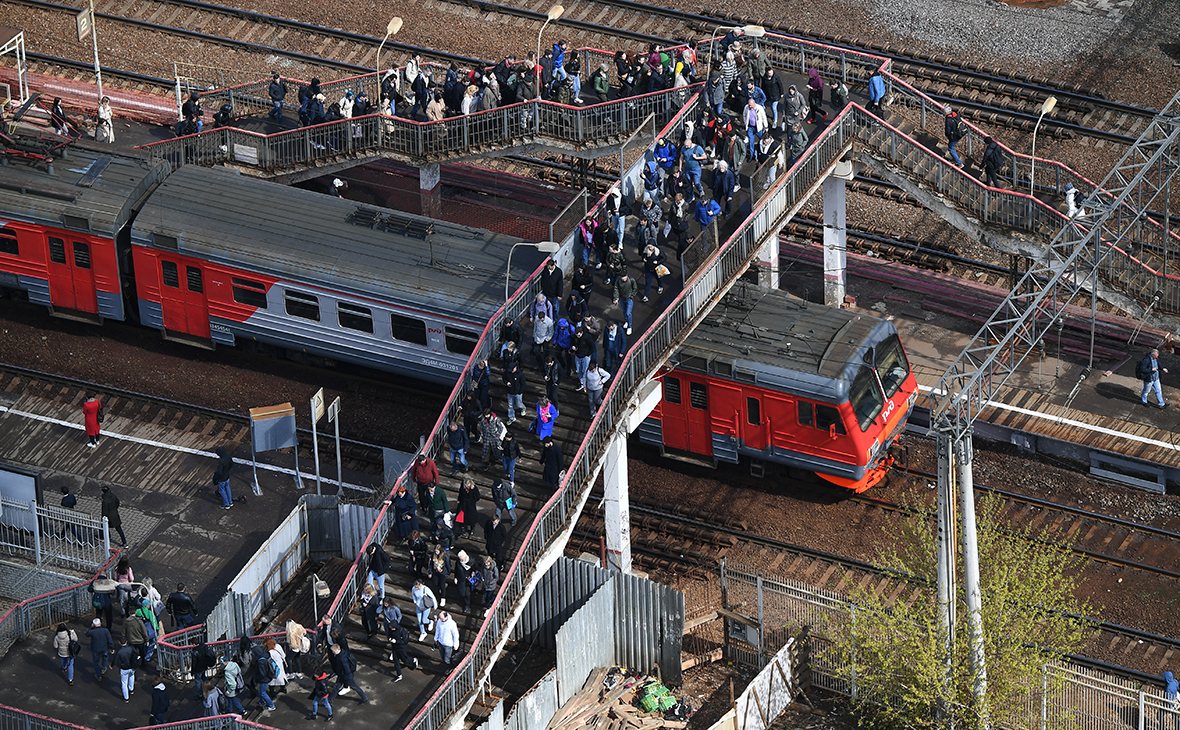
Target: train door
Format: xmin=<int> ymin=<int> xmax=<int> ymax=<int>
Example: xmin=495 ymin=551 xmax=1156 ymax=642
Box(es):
xmin=683 ymin=378 xmax=712 ymax=455
xmin=743 ymin=392 xmax=768 ymax=451
xmin=658 ymin=374 xmax=689 ymax=451
xmin=158 ymin=258 xmax=210 ymax=338
xmin=709 ymin=382 xmax=743 ymax=441
xmin=45 ymin=237 xmax=98 ymax=313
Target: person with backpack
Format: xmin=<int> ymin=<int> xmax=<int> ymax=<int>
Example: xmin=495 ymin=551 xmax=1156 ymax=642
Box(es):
xmin=306 ymin=670 xmax=333 ymax=720
xmin=387 ymin=618 xmax=419 ymax=682
xmin=805 ymin=68 xmax=827 ymax=124
xmin=981 ymin=136 xmax=1004 ymax=188
xmin=830 ymin=80 xmax=849 ymax=112
xmin=252 ymin=642 xmax=278 ymax=711
xmin=53 ymin=623 xmax=79 ymax=686
xmin=135 ymin=598 xmax=161 ymax=664
xmin=90 ymin=579 xmax=114 ymax=628
xmin=203 ymin=680 xmax=225 ymax=717
xmin=329 ymin=644 xmax=368 ymax=703
xmin=221 ymin=655 xmax=246 ymax=715
xmin=491 ymin=477 xmax=518 ymax=526
xmin=1138 ymin=347 xmax=1169 ymax=409
xmin=590 ymin=62 xmax=611 ymax=103
xmin=944 ymin=106 xmax=967 ymax=167
xmin=124 ymin=608 xmax=149 ymax=664
xmin=411 ymin=580 xmax=437 ymax=642
xmin=190 ymin=640 xmax=218 ymax=701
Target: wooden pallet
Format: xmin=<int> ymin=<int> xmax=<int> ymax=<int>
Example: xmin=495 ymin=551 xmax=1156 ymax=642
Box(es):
xmin=547 ymin=668 xmax=687 ymax=730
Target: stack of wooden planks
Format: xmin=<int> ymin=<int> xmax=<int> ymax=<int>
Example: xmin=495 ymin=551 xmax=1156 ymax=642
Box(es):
xmin=547 ymin=668 xmax=688 ymax=730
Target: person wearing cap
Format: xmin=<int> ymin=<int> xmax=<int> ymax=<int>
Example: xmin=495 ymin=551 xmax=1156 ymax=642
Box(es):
xmin=329 ymin=178 xmax=347 ymax=198
xmin=944 ymin=106 xmax=966 ymax=167
xmin=1138 ymin=347 xmax=1169 ymax=409
xmin=86 ymin=617 xmax=114 ymax=679
xmin=433 ymin=611 xmax=460 ymax=665
xmin=267 ymin=72 xmax=287 ymax=125
xmin=307 ymin=669 xmax=332 ymax=719
xmin=1065 ymin=182 xmax=1087 ymax=218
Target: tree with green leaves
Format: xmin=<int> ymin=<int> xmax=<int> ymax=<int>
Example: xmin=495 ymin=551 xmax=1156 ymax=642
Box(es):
xmin=830 ymin=491 xmax=1096 ymax=730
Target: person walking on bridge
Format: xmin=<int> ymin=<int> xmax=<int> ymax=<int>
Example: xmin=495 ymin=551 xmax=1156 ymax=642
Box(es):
xmin=944 ymin=106 xmax=966 ymax=167
xmin=1138 ymin=348 xmax=1169 ymax=409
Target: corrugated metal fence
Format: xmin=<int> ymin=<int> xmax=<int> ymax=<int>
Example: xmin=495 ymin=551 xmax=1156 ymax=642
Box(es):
xmin=556 ymin=579 xmax=616 ymax=706
xmin=513 ymin=556 xmax=611 ymax=650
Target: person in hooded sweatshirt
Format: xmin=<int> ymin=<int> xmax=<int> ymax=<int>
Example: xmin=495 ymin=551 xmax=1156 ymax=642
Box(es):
xmin=212 ymin=446 xmax=234 ymax=509
xmin=1164 ymin=671 xmax=1178 ymax=729
xmin=150 ymin=680 xmax=170 ymax=724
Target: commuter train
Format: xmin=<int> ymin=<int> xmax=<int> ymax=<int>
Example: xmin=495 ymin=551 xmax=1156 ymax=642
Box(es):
xmin=636 ymin=282 xmax=917 ymax=492
xmin=0 ymin=148 xmax=547 ymax=384
xmin=0 ymin=147 xmax=915 ymax=490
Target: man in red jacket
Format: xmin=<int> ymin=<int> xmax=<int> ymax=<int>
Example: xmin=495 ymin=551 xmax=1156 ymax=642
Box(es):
xmin=410 ymin=453 xmax=438 ymax=515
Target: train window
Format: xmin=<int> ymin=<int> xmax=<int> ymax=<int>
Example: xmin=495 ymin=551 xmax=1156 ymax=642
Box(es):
xmin=746 ymin=397 xmax=761 ymax=425
xmin=849 ymin=365 xmax=885 ymax=432
xmin=186 ymin=267 xmax=203 ymax=293
xmin=875 ymin=334 xmax=911 ymax=398
xmin=285 ymin=290 xmax=321 ymax=321
xmin=232 ymin=278 xmax=268 ymax=309
xmin=445 ymin=327 xmax=479 ymax=356
xmin=0 ymin=230 xmax=17 ymax=256
xmin=390 ymin=314 xmax=428 ymax=345
xmin=816 ymin=405 xmax=846 ymax=435
xmin=49 ymin=237 xmax=66 ymax=264
xmin=72 ymin=242 xmax=91 ymax=269
xmin=798 ymin=401 xmax=814 ymax=427
xmin=664 ymin=377 xmax=681 ymax=404
xmin=338 ymin=301 xmax=374 ymax=334
xmin=689 ymin=382 xmax=708 ymax=410
xmin=161 ymin=261 xmax=180 ymax=288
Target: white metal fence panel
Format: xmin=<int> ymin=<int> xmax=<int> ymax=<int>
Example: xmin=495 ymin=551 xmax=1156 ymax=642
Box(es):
xmin=339 ymin=502 xmax=380 ymax=561
xmin=505 ymin=670 xmax=559 ymax=730
xmin=736 ymin=638 xmax=796 ymax=730
xmin=0 ymin=498 xmax=110 ymax=571
xmin=226 ymin=501 xmax=307 ymax=623
xmin=556 ymin=578 xmax=615 ymax=706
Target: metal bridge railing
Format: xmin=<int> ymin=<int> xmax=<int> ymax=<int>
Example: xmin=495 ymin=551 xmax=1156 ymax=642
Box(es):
xmin=0 ymin=551 xmax=120 ymax=660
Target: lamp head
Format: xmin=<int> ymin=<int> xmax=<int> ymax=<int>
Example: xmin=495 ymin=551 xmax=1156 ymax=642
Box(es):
xmin=535 ymin=241 xmax=560 ymax=253
xmin=741 ymin=24 xmax=766 ymax=37
xmin=387 ymin=17 xmax=403 ymax=35
xmin=312 ymin=574 xmax=331 ymax=598
xmin=546 ymin=4 xmax=564 ymax=20
xmin=1039 ymin=96 xmax=1058 ymax=115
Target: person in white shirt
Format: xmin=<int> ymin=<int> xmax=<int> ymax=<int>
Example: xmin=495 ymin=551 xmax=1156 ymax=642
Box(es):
xmin=433 ymin=611 xmax=460 ymax=666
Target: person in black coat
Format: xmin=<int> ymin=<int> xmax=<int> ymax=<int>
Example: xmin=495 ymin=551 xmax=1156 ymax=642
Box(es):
xmin=470 ymin=359 xmax=491 ymax=410
xmin=456 ymin=479 xmax=481 ymax=538
xmin=539 ymin=259 xmax=564 ymax=303
xmin=498 ymin=316 xmax=522 ymax=360
xmin=543 ymin=355 xmax=563 ymax=409
xmin=484 ymin=516 xmax=509 ymax=570
xmin=452 ymin=550 xmax=477 ymax=613
xmin=571 ymin=263 xmax=595 ymax=307
xmin=150 ymin=681 xmax=171 ymax=724
xmin=541 ymin=438 xmax=564 ymax=490
xmin=387 ymin=621 xmax=418 ymax=680
xmin=212 ymin=446 xmax=234 ymax=509
xmin=365 ymin=542 xmax=391 ymax=600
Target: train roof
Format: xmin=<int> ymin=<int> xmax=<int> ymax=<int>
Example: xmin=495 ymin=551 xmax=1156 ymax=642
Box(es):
xmin=674 ymin=282 xmax=898 ymax=400
xmin=0 ymin=146 xmax=169 ymax=237
xmin=130 ymin=165 xmax=546 ymax=325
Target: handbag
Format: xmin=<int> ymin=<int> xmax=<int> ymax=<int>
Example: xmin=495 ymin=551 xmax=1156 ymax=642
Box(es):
xmin=455 ymin=510 xmax=465 ymax=525
xmin=505 ymin=497 xmax=516 ymax=510
xmin=97 ymin=406 xmax=105 ymax=424
xmin=655 ymin=264 xmax=671 ymax=277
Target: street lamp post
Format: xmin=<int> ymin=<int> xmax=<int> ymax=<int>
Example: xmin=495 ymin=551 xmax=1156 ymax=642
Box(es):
xmin=376 ymin=16 xmax=404 ymax=98
xmin=536 ymin=5 xmax=564 ymax=100
xmin=706 ymin=24 xmax=765 ymax=82
xmin=506 ymin=241 xmax=561 ymax=301
xmin=1029 ymin=95 xmax=1057 ymax=198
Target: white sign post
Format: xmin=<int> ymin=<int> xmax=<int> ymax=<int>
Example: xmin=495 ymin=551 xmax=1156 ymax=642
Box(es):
xmin=328 ymin=397 xmax=342 ymax=496
xmin=310 ymin=388 xmax=325 ymax=495
xmin=76 ymin=0 xmax=103 ymax=103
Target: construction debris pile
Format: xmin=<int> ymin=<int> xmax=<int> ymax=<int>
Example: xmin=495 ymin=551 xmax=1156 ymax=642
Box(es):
xmin=548 ymin=667 xmax=693 ymax=730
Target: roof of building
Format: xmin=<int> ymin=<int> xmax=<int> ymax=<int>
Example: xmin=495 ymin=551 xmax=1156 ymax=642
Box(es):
xmin=0 ymin=146 xmax=168 ymax=237
xmin=130 ymin=165 xmax=546 ymax=325
xmin=674 ymin=282 xmax=896 ymax=401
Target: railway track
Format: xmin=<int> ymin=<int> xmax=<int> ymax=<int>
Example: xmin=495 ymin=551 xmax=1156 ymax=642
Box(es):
xmin=0 ymin=362 xmax=388 ymax=480
xmin=568 ymin=491 xmax=1180 ymax=677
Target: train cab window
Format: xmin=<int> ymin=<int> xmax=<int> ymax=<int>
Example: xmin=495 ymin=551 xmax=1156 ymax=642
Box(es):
xmin=0 ymin=230 xmax=18 ymax=256
xmin=816 ymin=404 xmax=846 ymax=435
xmin=849 ymin=365 xmax=885 ymax=432
xmin=186 ymin=266 xmax=203 ymax=293
xmin=161 ymin=261 xmax=180 ymax=288
xmin=390 ymin=314 xmax=428 ymax=345
xmin=689 ymin=382 xmax=708 ymax=410
xmin=49 ymin=237 xmax=67 ymax=264
xmin=874 ymin=334 xmax=911 ymax=398
xmin=284 ymin=290 xmax=321 ymax=321
xmin=747 ymin=397 xmax=761 ymax=425
xmin=445 ymin=327 xmax=479 ymax=356
xmin=232 ymin=278 xmax=268 ymax=309
xmin=72 ymin=242 xmax=91 ymax=269
xmin=664 ymin=377 xmax=681 ymax=405
xmin=798 ymin=401 xmax=814 ymax=427
xmin=338 ymin=301 xmax=374 ymax=334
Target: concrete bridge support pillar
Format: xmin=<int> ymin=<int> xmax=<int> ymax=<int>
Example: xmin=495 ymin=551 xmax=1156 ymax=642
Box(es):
xmin=756 ymin=231 xmax=780 ymax=289
xmin=603 ymin=379 xmax=663 ymax=574
xmin=420 ymin=162 xmax=441 ymax=219
xmin=823 ymin=172 xmax=848 ymax=308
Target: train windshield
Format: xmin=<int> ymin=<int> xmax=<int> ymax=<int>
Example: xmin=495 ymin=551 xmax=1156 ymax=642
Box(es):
xmin=849 ymin=366 xmax=884 ymax=432
xmin=875 ymin=334 xmax=911 ymax=398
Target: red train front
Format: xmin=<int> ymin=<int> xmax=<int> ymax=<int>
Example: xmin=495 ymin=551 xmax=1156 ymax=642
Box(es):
xmin=636 ymin=282 xmax=917 ymax=492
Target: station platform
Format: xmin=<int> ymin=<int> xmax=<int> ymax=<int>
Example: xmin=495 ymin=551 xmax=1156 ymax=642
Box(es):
xmin=778 ymin=240 xmax=1180 ymax=493
xmin=0 ymin=377 xmax=383 ymax=729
